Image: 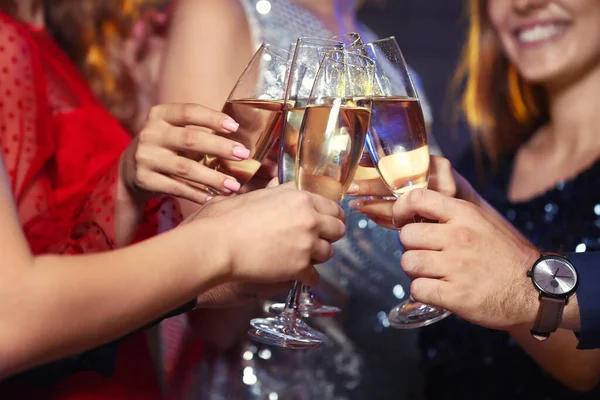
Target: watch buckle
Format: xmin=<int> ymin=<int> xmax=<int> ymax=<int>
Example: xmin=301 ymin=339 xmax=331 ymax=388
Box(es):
xmin=530 ymin=330 xmax=550 ymax=341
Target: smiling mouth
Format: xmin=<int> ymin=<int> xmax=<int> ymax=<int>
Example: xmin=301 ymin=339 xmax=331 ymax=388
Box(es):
xmin=514 ymin=22 xmax=569 ymax=45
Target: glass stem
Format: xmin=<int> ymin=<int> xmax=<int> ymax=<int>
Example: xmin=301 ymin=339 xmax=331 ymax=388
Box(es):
xmin=283 ymin=280 xmax=303 ymax=314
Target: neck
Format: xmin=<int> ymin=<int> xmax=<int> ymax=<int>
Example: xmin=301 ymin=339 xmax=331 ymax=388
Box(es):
xmin=536 ymin=64 xmax=600 ymax=157
xmin=15 ymin=0 xmax=44 ymax=26
xmin=292 ymin=0 xmax=357 ymax=33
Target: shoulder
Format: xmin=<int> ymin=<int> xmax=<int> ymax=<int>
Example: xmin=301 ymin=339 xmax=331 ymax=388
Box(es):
xmin=0 ymin=11 xmax=34 ymax=49
xmin=171 ymin=0 xmax=247 ymax=27
xmin=167 ymin=0 xmax=251 ymax=55
xmin=0 ymin=11 xmax=39 ymax=74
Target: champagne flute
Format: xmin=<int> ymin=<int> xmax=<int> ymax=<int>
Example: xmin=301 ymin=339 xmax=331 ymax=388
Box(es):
xmin=361 ymin=36 xmax=451 ymax=328
xmin=332 ymin=32 xmax=363 ymax=48
xmin=203 ymin=44 xmax=289 ymax=191
xmin=248 ymin=50 xmax=375 ymax=349
xmin=269 ymin=38 xmax=345 ymax=319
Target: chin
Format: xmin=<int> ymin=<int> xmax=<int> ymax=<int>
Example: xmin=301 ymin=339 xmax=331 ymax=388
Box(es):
xmin=515 ymin=64 xmax=567 ymax=85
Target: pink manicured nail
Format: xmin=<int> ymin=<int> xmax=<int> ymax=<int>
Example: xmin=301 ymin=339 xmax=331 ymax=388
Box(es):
xmin=348 ymin=199 xmax=362 ymax=210
xmin=205 ymin=195 xmax=214 ymax=202
xmin=232 ymin=146 xmax=250 ymax=159
xmin=224 ymin=179 xmax=241 ymax=192
xmin=133 ymin=21 xmax=145 ymax=37
xmin=222 ymin=118 xmax=239 ymax=132
xmin=347 ymin=183 xmax=359 ymax=193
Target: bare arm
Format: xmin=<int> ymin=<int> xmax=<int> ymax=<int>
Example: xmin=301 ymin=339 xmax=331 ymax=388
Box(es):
xmin=157 ymin=0 xmax=257 ymax=346
xmin=158 ymin=0 xmax=254 ymax=218
xmin=0 ymin=156 xmax=229 ymax=378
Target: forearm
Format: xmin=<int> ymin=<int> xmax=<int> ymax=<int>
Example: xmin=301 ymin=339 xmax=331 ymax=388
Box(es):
xmin=508 ymin=325 xmax=600 ymax=391
xmin=0 ymin=223 xmax=227 ymax=378
xmin=114 ymin=170 xmax=146 ymax=247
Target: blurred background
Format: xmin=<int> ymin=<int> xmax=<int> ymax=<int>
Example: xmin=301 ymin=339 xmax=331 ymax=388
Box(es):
xmin=359 ymin=0 xmax=470 ymax=162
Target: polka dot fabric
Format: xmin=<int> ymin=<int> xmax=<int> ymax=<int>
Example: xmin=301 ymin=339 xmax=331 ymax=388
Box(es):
xmin=0 ymin=11 xmax=180 ymax=400
xmin=0 ymin=12 xmax=182 ymax=256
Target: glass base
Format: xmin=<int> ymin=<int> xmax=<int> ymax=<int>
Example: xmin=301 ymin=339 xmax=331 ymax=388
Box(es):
xmin=249 ymin=312 xmax=326 ymax=349
xmin=269 ymin=293 xmax=341 ymax=318
xmin=247 ymin=329 xmax=321 ymax=349
xmin=388 ymin=299 xmax=451 ymax=329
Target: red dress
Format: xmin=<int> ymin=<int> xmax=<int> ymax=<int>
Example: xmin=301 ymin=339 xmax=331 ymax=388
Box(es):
xmin=0 ymin=11 xmax=182 ymax=399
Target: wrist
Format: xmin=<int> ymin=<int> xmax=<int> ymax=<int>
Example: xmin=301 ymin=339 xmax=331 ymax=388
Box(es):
xmin=522 ymin=251 xmax=580 ymax=339
xmin=560 ymin=294 xmax=581 ymax=331
xmin=179 ymin=218 xmax=233 ymax=288
xmin=118 ymin=153 xmax=149 ymax=208
xmin=517 ymin=246 xmax=542 ymax=327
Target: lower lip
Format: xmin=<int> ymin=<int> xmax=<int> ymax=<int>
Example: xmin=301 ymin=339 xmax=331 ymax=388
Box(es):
xmin=514 ymin=25 xmax=569 ymax=49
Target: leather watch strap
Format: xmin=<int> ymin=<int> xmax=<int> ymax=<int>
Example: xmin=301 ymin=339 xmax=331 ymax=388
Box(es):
xmin=531 ymin=296 xmax=566 ymax=341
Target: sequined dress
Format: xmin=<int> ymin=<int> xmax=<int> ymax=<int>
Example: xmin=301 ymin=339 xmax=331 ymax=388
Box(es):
xmin=416 ymin=149 xmax=600 ymax=400
xmin=186 ymin=0 xmax=438 ymax=399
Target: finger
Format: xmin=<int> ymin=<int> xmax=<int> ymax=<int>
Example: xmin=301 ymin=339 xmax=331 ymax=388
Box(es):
xmin=365 ymin=214 xmax=396 ymax=230
xmin=316 ymin=215 xmax=346 ymax=242
xmin=148 ymin=104 xmax=240 ymax=133
xmin=307 ymin=192 xmax=345 ymax=221
xmin=298 ymin=266 xmax=320 ymax=287
xmin=136 ymin=169 xmax=212 ymax=204
xmin=410 ymin=278 xmax=453 ymax=310
xmin=401 ymin=250 xmax=446 ymax=279
xmin=428 ymin=156 xmax=458 ymax=197
xmin=398 ymin=222 xmax=445 ymax=251
xmin=392 ymin=189 xmax=463 ymax=226
xmin=311 ymin=239 xmax=335 ymax=265
xmin=142 ymin=147 xmax=242 ymax=193
xmin=346 ymin=177 xmax=391 ymax=197
xmin=159 ymin=126 xmax=249 ymax=160
xmin=348 ymin=198 xmax=393 ymax=220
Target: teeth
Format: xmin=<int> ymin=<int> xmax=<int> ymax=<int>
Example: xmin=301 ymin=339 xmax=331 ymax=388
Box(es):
xmin=519 ymin=24 xmax=562 ymax=43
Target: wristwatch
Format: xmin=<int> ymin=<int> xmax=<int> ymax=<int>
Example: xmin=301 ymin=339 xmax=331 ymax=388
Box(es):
xmin=527 ymin=252 xmax=579 ymax=341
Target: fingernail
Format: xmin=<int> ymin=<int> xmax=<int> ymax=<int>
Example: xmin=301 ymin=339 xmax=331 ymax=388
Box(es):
xmin=133 ymin=21 xmax=144 ymax=37
xmin=222 ymin=118 xmax=239 ymax=132
xmin=348 ymin=199 xmax=362 ymax=210
xmin=347 ymin=182 xmax=359 ymax=194
xmin=232 ymin=146 xmax=250 ymax=159
xmin=205 ymin=195 xmax=214 ymax=202
xmin=224 ymin=179 xmax=241 ymax=192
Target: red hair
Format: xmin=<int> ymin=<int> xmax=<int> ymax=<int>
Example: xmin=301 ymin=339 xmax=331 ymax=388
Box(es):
xmin=453 ymin=0 xmax=548 ymax=164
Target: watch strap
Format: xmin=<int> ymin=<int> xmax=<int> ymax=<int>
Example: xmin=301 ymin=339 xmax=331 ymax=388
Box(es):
xmin=531 ymin=296 xmax=566 ymax=341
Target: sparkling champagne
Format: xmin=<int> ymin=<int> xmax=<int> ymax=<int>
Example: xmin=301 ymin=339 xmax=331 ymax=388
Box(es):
xmin=368 ymin=97 xmax=429 ymax=196
xmin=296 ymin=102 xmax=371 ymax=202
xmin=377 ymin=146 xmax=429 ymax=195
xmin=205 ymin=99 xmax=285 ymax=186
xmin=279 ymin=103 xmax=307 ymax=183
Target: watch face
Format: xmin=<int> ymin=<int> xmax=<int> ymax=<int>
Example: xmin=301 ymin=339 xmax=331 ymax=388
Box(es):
xmin=532 ymin=257 xmax=578 ymax=296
